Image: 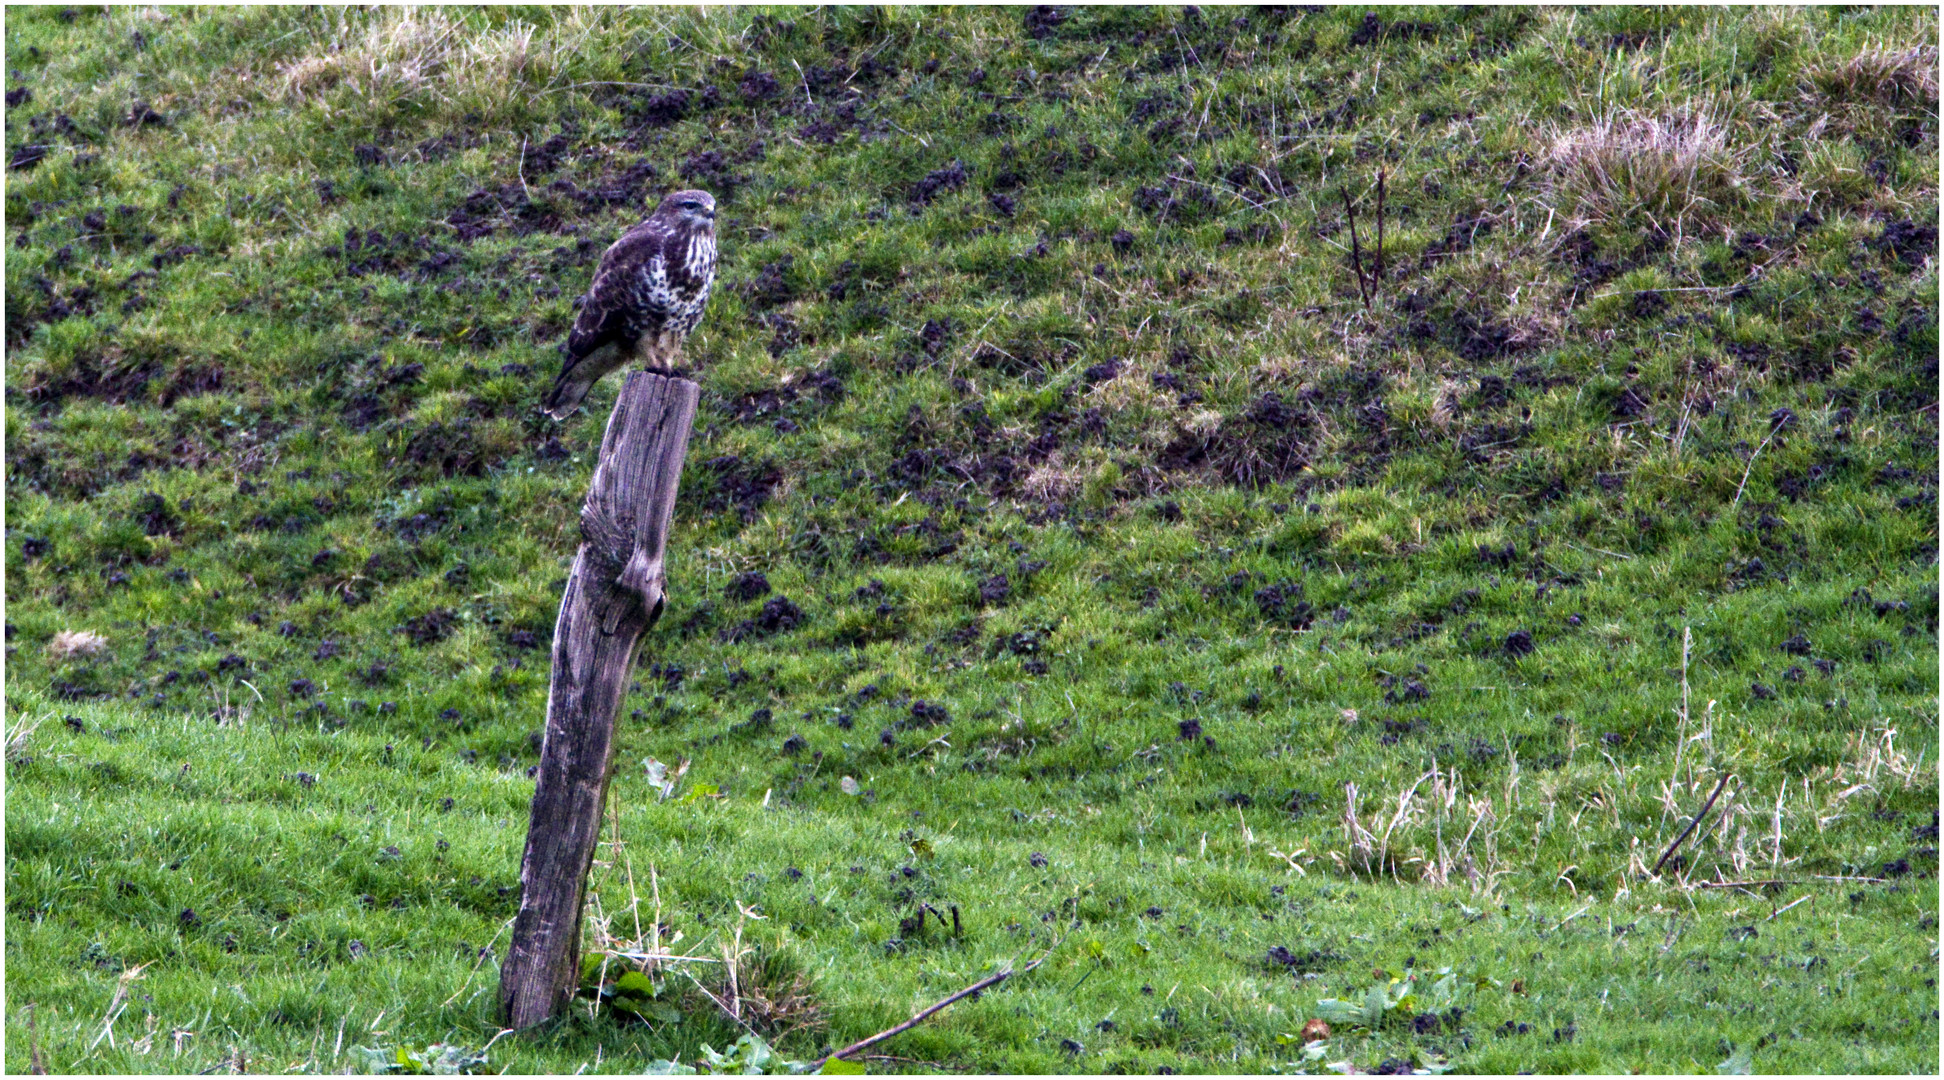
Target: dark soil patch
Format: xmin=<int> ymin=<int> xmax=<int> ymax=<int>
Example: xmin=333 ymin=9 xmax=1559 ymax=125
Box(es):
xmin=20 ymin=351 xmax=224 ymax=412
xmin=1024 ymin=5 xmax=1067 ymax=39
xmin=9 ymin=143 xmax=49 ymax=170
xmin=742 ymin=256 xmax=796 ymax=310
xmin=1629 ymin=289 xmax=1668 ymax=319
xmin=403 ymin=420 xmax=498 ymax=479
xmin=720 ymin=596 xmax=805 ymax=643
xmin=1350 ymin=12 xmax=1441 ymax=46
xmin=402 ymin=609 xmax=457 ymax=646
xmin=1253 ymin=580 xmax=1315 ymax=628
xmin=1265 ymin=945 xmax=1340 ymax=974
xmin=739 ymin=71 xmax=781 ymax=102
xmin=1874 ymin=218 xmax=1937 ymax=266
xmin=910 ymin=161 xmax=968 ymax=206
xmin=627 ymin=88 xmax=695 ymax=128
xmin=697 ymin=455 xmax=782 ymax=521
xmin=1188 ymin=391 xmax=1318 ymax=488
xmin=1420 ymin=213 xmax=1493 ymax=267
xmin=135 ymin=492 xmax=181 ymax=537
xmin=1610 ymin=386 xmax=1651 ymax=422
xmin=725 ymin=571 xmax=771 ymax=602
xmin=124 ymin=101 xmax=167 ymax=128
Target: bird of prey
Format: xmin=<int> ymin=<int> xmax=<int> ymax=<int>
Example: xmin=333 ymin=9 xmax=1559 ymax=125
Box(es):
xmin=542 ymin=189 xmax=718 ymax=419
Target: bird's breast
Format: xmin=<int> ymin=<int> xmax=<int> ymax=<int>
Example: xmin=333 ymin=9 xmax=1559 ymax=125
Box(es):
xmin=685 ymin=235 xmax=717 ymax=280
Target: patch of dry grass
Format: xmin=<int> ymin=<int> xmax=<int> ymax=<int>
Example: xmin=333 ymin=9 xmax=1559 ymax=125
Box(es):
xmin=1802 ymin=42 xmax=1939 ymax=109
xmin=45 ymin=629 xmax=108 ymax=661
xmin=1542 ymin=105 xmax=1761 ymax=238
xmin=273 ymin=7 xmax=586 ymax=117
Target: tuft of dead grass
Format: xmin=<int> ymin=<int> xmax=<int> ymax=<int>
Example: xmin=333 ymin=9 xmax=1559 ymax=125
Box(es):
xmin=1802 ymin=42 xmax=1939 ymax=108
xmin=1542 ymin=106 xmax=1758 ymax=237
xmin=722 ymin=946 xmax=825 ymax=1044
xmin=274 ymin=8 xmax=573 ymax=114
xmin=1020 ymin=453 xmax=1085 ymax=503
xmin=6 ymin=713 xmax=46 ymax=765
xmin=581 ymin=860 xmax=825 ymax=1046
xmin=46 ymin=630 xmax=108 ymax=661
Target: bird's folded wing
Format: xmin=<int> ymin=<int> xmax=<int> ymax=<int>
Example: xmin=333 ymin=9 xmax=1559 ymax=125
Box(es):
xmin=565 ymin=224 xmax=675 ymax=361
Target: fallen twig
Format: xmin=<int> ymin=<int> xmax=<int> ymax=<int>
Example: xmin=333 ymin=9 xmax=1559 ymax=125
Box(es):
xmin=1654 ymin=773 xmax=1731 ymax=875
xmin=1693 ymin=879 xmax=1797 ymax=889
xmin=809 ymin=944 xmax=1056 ymax=1071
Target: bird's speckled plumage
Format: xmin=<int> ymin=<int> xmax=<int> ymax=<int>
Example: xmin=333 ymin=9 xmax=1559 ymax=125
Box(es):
xmin=542 ymin=189 xmax=717 ymax=419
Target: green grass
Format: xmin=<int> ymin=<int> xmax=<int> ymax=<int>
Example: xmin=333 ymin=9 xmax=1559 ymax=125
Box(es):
xmin=5 ymin=5 xmax=1937 ymax=1074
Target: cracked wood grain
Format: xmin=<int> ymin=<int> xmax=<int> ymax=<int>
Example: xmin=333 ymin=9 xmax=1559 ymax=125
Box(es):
xmin=499 ymin=373 xmax=698 ymax=1031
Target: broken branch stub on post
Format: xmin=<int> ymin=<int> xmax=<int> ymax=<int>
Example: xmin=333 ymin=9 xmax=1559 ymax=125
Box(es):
xmin=498 ymin=373 xmax=699 ymax=1031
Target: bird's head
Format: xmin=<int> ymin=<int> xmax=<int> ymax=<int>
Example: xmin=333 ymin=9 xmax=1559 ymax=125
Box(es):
xmin=659 ymin=189 xmax=716 ymax=231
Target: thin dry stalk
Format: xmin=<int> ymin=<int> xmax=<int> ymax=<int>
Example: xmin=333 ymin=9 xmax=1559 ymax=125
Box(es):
xmin=27 ymin=1003 xmax=46 ymax=1074
xmin=1342 ymin=783 xmax=1376 ymax=874
xmin=440 ymin=916 xmax=516 ymax=1008
xmin=1713 ymin=784 xmax=1743 ymax=848
xmin=1341 ymin=187 xmax=1370 ymax=311
xmin=1454 ymin=791 xmax=1509 ymax=897
xmin=1834 ymin=726 xmax=1921 ymax=791
xmin=1729 ymin=821 xmax=1751 ymax=877
xmin=1374 ymin=167 xmax=1386 ymax=281
xmin=1378 ymin=769 xmax=1438 ymax=865
xmin=579 ymin=861 xmax=722 ymax=1026
xmin=1664 ymin=625 xmax=1693 ymax=836
xmin=6 ymin=713 xmax=45 ymax=764
xmin=1731 ymin=426 xmax=1780 ymax=507
xmin=1765 ymin=894 xmax=1812 ymax=922
xmin=722 ymin=924 xmax=744 ymax=1025
xmin=89 ymin=963 xmax=152 ymax=1052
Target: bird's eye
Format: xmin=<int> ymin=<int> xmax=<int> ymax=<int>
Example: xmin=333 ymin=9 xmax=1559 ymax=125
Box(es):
xmin=682 ymin=201 xmax=699 ymax=209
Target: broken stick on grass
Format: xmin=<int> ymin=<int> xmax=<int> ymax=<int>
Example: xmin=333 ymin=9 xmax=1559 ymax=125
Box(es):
xmin=808 ymin=943 xmax=1056 ymax=1072
xmin=1654 ymin=773 xmax=1732 ymax=875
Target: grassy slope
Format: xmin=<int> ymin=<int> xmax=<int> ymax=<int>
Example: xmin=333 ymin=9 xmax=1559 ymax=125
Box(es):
xmin=5 ymin=5 xmax=1938 ymax=1074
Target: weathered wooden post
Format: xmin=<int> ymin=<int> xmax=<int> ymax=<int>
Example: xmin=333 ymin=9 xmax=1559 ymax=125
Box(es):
xmin=498 ymin=372 xmax=699 ymax=1030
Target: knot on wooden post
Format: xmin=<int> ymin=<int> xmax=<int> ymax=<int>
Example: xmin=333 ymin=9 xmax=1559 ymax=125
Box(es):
xmin=578 ymin=375 xmax=697 ymax=633
xmin=499 ymin=373 xmax=698 ymax=1032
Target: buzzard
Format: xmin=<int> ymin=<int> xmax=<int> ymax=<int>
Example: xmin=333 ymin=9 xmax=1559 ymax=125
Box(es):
xmin=542 ymin=189 xmax=717 ymax=419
